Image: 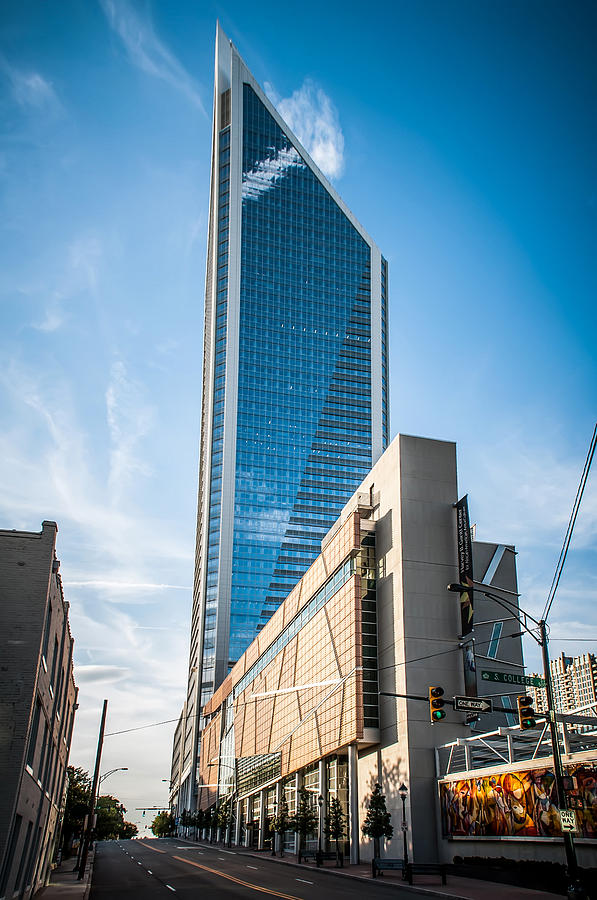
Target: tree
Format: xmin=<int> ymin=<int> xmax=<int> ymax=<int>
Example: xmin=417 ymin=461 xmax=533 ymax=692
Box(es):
xmin=361 ymin=783 xmax=393 ymax=859
xmin=194 ymin=809 xmax=205 ymax=835
xmin=62 ymin=766 xmax=91 ymax=857
xmin=119 ymin=821 xmax=139 ymax=839
xmin=290 ymin=787 xmax=318 ymax=858
xmin=215 ymin=795 xmax=235 ymax=844
xmin=95 ymin=795 xmax=137 ymax=841
xmin=151 ymin=811 xmax=174 ymax=838
xmin=270 ymin=790 xmax=291 ymax=857
xmin=325 ymin=797 xmax=346 ymax=866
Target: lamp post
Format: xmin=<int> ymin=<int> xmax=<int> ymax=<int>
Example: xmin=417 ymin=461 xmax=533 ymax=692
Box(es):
xmin=317 ymin=794 xmax=324 ymax=856
xmin=447 ymin=582 xmax=586 ymax=900
xmin=398 ymin=783 xmax=409 ymax=869
xmin=99 ymin=767 xmax=128 ymax=786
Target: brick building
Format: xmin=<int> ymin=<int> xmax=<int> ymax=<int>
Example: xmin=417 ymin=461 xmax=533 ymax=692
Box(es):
xmin=0 ymin=521 xmax=77 ymax=899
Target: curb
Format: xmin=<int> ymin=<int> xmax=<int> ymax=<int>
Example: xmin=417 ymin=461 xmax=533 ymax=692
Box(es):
xmin=169 ymin=838 xmax=471 ymax=900
xmin=82 ymin=847 xmax=95 ymax=900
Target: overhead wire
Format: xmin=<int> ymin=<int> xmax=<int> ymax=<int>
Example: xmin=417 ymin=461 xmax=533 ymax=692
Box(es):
xmin=542 ymin=423 xmax=597 ymax=623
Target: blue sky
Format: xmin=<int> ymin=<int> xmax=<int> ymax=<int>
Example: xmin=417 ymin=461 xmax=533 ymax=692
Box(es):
xmin=1 ymin=0 xmax=595 ymax=829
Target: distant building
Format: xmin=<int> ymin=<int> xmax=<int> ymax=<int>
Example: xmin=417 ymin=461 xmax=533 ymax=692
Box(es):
xmin=528 ymin=652 xmax=597 ymax=725
xmin=192 ymin=435 xmax=523 ymax=862
xmin=0 ymin=521 xmax=77 ymax=899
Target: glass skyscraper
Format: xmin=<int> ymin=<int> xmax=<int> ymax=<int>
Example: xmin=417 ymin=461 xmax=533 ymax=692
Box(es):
xmin=173 ymin=26 xmax=388 ymax=808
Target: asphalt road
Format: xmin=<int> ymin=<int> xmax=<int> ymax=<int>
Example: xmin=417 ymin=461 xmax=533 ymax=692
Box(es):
xmin=90 ymin=838 xmax=414 ymax=899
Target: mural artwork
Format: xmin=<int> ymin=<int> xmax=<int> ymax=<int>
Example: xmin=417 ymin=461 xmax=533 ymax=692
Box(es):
xmin=440 ymin=764 xmax=597 ymax=838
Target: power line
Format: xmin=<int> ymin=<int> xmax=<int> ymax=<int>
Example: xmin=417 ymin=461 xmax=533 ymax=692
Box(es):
xmin=542 ymin=423 xmax=597 ymax=622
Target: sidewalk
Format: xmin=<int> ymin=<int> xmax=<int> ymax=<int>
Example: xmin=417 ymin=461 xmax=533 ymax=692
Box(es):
xmin=177 ymin=838 xmax=561 ymax=900
xmin=35 ymin=849 xmax=94 ymax=899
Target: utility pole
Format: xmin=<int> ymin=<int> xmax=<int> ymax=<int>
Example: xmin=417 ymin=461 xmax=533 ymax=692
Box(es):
xmin=78 ymin=699 xmax=107 ymax=881
xmin=447 ymin=584 xmax=586 ymax=900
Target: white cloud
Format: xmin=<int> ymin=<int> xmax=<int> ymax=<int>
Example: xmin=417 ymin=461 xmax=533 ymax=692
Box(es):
xmin=99 ymin=0 xmax=204 ymax=113
xmin=242 ymin=145 xmax=305 ymax=201
xmin=106 ymin=359 xmax=155 ymax=503
xmin=31 ymin=235 xmax=103 ymax=333
xmin=266 ymin=79 xmax=345 ymax=180
xmin=0 ymin=55 xmax=62 ymax=112
xmin=75 ymin=665 xmax=131 ymax=683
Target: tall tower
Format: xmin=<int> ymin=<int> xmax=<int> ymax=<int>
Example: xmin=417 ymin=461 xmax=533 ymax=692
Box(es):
xmin=174 ymin=25 xmax=388 ymax=809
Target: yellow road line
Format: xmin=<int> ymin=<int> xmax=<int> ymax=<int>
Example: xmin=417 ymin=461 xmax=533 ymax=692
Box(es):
xmin=172 ymin=855 xmax=302 ymax=899
xmin=144 ymin=843 xmax=166 ymax=854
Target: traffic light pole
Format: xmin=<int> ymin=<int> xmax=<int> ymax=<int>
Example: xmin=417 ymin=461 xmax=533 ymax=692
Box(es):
xmin=447 ymin=583 xmax=585 ymax=898
xmin=539 ymin=619 xmax=581 ymax=893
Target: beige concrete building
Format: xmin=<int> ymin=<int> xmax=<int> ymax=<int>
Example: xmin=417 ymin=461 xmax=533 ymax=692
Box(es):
xmin=528 ymin=653 xmax=597 ymax=726
xmin=0 ymin=522 xmax=77 ymax=900
xmin=186 ymin=434 xmax=524 ymax=863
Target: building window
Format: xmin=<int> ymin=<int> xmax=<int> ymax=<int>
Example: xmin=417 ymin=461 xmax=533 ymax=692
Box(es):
xmin=487 ymin=622 xmax=503 ymax=659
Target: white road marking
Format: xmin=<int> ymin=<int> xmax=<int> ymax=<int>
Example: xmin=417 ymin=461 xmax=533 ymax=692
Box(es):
xmin=148 ymin=870 xmax=152 ymax=875
xmin=166 ymin=886 xmax=176 ymax=892
xmin=247 ymin=865 xmax=258 ymax=869
xmin=218 ymin=857 xmax=226 ymax=860
xmin=296 ymin=879 xmax=313 ymax=884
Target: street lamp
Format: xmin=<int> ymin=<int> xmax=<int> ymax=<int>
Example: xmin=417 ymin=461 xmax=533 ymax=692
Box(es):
xmin=398 ymin=783 xmax=409 ymax=870
xmin=447 ymin=582 xmax=586 ymax=900
xmin=317 ymin=795 xmax=324 ymax=856
xmin=99 ymin=767 xmax=128 ymax=786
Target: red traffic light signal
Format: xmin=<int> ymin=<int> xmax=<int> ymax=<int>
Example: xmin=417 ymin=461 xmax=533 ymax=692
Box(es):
xmin=429 ymin=686 xmax=446 ymax=723
xmin=516 ymin=695 xmax=536 ymax=730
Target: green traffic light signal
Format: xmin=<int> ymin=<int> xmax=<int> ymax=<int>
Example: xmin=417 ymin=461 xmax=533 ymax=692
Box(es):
xmin=516 ymin=695 xmax=536 ymax=730
xmin=429 ymin=686 xmax=446 ymax=723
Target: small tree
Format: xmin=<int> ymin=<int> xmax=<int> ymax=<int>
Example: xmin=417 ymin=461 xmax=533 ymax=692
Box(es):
xmin=151 ymin=811 xmax=174 ymax=838
xmin=271 ymin=791 xmax=291 ymax=857
xmin=361 ymin=783 xmax=393 ymax=859
xmin=194 ymin=808 xmax=205 ymax=839
xmin=62 ymin=766 xmax=91 ymax=857
xmin=290 ymin=787 xmax=318 ymax=859
xmin=325 ymin=797 xmax=346 ymax=866
xmin=215 ymin=795 xmax=234 ymax=843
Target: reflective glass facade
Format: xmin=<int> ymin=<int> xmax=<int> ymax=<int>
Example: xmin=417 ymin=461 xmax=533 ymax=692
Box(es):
xmin=181 ymin=29 xmax=387 ymax=805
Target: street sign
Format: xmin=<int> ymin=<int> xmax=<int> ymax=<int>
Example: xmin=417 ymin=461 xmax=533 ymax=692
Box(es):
xmin=481 ymin=670 xmax=545 ymax=688
xmin=559 ymin=809 xmax=578 ymax=833
xmin=454 ymin=696 xmax=493 ymax=713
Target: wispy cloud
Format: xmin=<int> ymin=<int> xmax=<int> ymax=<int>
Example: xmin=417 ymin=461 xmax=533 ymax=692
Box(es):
xmin=0 ymin=54 xmax=62 ymax=112
xmin=65 ymin=580 xmax=191 ymax=591
xmin=99 ymin=0 xmax=204 ymax=113
xmin=266 ymin=79 xmax=345 ymax=180
xmin=106 ymin=359 xmax=155 ymax=503
xmin=30 ymin=235 xmax=103 ymax=333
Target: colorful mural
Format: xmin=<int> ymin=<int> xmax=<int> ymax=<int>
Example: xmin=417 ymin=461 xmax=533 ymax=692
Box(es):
xmin=440 ymin=764 xmax=597 ymax=838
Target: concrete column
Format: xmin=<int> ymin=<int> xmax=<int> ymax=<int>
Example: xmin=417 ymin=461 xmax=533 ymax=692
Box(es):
xmin=274 ymin=781 xmax=282 ymax=855
xmin=294 ymin=772 xmax=301 ymax=856
xmin=348 ymin=744 xmax=359 ymax=864
xmin=234 ymin=799 xmax=242 ymax=846
xmin=258 ymin=789 xmax=266 ymax=850
xmin=318 ymin=759 xmax=326 ymax=851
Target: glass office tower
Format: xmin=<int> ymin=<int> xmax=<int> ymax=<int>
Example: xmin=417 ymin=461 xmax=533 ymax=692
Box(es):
xmin=174 ymin=26 xmax=388 ymax=808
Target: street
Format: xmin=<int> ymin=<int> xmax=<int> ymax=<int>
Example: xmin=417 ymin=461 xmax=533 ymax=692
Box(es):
xmin=90 ymin=838 xmax=415 ymax=899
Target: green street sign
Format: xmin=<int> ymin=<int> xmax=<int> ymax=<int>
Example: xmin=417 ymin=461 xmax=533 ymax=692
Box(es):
xmin=481 ymin=670 xmax=545 ymax=688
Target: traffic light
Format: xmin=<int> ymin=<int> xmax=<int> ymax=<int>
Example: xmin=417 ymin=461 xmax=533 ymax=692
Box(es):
xmin=517 ymin=695 xmax=536 ymax=730
xmin=429 ymin=686 xmax=446 ymax=723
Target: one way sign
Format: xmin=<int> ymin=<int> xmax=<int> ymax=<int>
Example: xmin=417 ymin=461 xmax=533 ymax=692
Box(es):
xmin=453 ymin=696 xmax=493 ymax=713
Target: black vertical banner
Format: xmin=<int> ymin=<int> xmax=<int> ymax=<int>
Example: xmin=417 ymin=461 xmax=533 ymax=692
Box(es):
xmin=455 ymin=495 xmax=476 ymax=697
xmin=455 ymin=495 xmax=474 ymax=636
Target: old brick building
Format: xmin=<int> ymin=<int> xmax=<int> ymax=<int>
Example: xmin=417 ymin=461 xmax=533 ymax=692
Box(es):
xmin=0 ymin=521 xmax=77 ymax=899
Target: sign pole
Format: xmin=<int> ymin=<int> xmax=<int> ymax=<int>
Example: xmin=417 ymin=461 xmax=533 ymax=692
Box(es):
xmin=540 ymin=621 xmax=583 ymax=897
